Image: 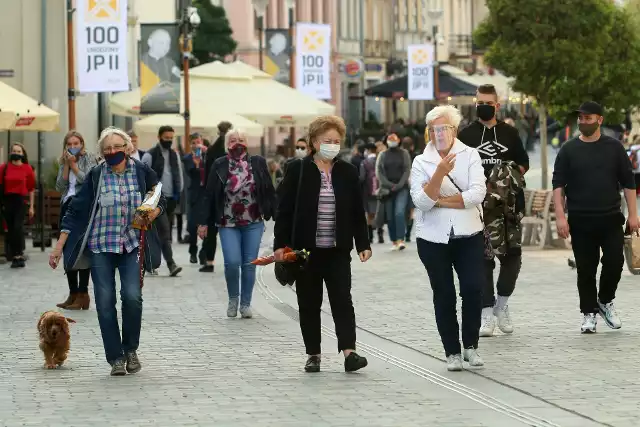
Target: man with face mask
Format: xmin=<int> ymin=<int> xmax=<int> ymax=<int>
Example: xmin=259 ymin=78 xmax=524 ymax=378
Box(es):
xmin=457 ymin=84 xmax=529 ymax=337
xmin=553 ymin=101 xmax=638 ymax=333
xmin=141 ymin=125 xmax=183 ymax=276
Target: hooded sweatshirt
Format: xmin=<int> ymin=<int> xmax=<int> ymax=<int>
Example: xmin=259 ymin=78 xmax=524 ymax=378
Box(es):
xmin=458 ymin=120 xmax=530 ymax=213
xmin=457 ymin=120 xmax=529 ymax=177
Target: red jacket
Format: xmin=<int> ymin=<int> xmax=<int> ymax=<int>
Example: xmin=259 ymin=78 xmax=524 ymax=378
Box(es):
xmin=0 ymin=162 xmax=36 ymax=196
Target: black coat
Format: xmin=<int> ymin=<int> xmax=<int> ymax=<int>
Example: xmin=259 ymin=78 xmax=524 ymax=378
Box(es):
xmin=274 ymin=156 xmax=370 ymax=253
xmin=199 ymin=155 xmax=277 ymax=227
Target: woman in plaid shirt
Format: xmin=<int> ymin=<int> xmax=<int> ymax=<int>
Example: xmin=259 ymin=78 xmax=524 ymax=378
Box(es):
xmin=49 ymin=127 xmax=166 ymax=376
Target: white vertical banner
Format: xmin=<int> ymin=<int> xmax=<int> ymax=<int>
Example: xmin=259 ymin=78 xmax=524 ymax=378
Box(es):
xmin=76 ymin=0 xmax=129 ymax=93
xmin=295 ymin=23 xmax=332 ymax=99
xmin=407 ymin=44 xmax=435 ymax=100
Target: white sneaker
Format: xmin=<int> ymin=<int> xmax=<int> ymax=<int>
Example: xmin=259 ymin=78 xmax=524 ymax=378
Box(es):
xmin=227 ymin=298 xmax=239 ymax=318
xmin=479 ymin=308 xmax=495 ymax=337
xmin=581 ymin=313 xmax=597 ymax=333
xmin=494 ymin=305 xmax=514 ymax=334
xmin=598 ymin=300 xmax=622 ymax=329
xmin=463 ymin=348 xmax=484 ymax=367
xmin=446 ymin=354 xmax=463 ymax=371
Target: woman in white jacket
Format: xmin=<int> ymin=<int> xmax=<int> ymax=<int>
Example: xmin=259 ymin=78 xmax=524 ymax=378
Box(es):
xmin=410 ymin=105 xmax=487 ymax=371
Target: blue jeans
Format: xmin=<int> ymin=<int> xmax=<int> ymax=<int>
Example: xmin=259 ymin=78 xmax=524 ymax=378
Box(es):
xmin=219 ymin=221 xmax=265 ymax=307
xmin=385 ymin=187 xmax=409 ymax=242
xmin=91 ymin=249 xmax=142 ymax=364
xmin=417 ymin=234 xmax=484 ymax=356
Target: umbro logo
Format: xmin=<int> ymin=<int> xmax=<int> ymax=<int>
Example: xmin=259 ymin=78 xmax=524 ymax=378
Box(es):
xmin=477 ymin=140 xmax=508 ymax=157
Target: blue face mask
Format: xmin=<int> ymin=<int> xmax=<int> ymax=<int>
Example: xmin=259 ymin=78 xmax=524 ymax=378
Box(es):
xmin=68 ymin=147 xmax=81 ymax=156
xmin=104 ymin=151 xmax=126 ymax=166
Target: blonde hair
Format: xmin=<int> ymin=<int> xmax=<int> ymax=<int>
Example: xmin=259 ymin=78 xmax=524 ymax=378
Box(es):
xmin=224 ymin=128 xmax=249 ymax=151
xmin=425 ymin=105 xmax=463 ymax=129
xmin=60 ymin=130 xmax=85 ymax=163
xmin=307 ymin=115 xmax=347 ymax=154
xmin=97 ymin=126 xmax=133 ymax=154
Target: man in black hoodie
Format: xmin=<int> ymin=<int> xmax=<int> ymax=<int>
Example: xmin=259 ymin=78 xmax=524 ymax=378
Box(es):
xmin=458 ymin=84 xmax=529 ymax=338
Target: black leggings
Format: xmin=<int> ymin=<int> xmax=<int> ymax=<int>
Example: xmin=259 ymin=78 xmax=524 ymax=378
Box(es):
xmin=60 ymin=199 xmax=91 ymax=292
xmin=3 ymin=194 xmax=26 ymax=259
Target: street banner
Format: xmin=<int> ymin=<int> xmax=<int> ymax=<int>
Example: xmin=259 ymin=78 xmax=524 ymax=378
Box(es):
xmin=76 ymin=0 xmax=129 ymax=93
xmin=407 ymin=44 xmax=435 ymax=100
xmin=265 ymin=29 xmax=291 ymax=85
xmin=295 ymin=22 xmax=331 ymax=100
xmin=139 ymin=23 xmax=181 ymax=114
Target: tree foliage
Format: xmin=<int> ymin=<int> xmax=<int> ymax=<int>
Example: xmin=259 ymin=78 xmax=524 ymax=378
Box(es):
xmin=192 ymin=0 xmax=237 ymax=65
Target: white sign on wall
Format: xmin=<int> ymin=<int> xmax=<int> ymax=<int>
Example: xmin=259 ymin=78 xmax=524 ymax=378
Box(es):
xmin=76 ymin=0 xmax=129 ymax=93
xmin=407 ymin=44 xmax=435 ymax=100
xmin=295 ymin=22 xmax=331 ymax=100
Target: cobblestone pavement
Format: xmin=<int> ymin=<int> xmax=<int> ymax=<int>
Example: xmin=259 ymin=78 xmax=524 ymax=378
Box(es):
xmin=1 ymin=237 xmax=593 ymax=427
xmin=264 ymin=236 xmax=640 ymax=427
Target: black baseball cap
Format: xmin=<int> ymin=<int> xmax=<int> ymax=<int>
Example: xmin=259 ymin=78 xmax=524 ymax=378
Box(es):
xmin=576 ymin=101 xmax=603 ymax=116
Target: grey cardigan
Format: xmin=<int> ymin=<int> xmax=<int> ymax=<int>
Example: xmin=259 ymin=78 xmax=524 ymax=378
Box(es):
xmin=55 ymin=152 xmax=98 ymax=200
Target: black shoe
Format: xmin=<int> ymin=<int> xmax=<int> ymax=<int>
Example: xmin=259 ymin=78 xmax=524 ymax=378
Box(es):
xmin=110 ymin=359 xmax=127 ymax=376
xmin=344 ymin=352 xmax=368 ymax=372
xmin=10 ymin=258 xmax=19 ymax=269
xmin=405 ymin=235 xmax=411 ymax=242
xmin=199 ymin=265 xmax=214 ymax=273
xmin=304 ymin=355 xmax=321 ymax=373
xmin=190 ymin=254 xmax=198 ymax=264
xmin=168 ymin=264 xmax=182 ymax=277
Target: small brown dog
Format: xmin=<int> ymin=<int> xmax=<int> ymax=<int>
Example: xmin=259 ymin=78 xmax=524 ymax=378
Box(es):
xmin=37 ymin=311 xmax=75 ymax=369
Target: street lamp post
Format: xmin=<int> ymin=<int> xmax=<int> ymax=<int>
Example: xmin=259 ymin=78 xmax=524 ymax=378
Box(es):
xmin=285 ymin=0 xmax=296 ymax=157
xmin=66 ymin=0 xmax=76 ymax=129
xmin=180 ymin=3 xmax=200 ymax=154
xmin=428 ymin=6 xmax=443 ymax=103
xmin=252 ymin=0 xmax=269 ymax=156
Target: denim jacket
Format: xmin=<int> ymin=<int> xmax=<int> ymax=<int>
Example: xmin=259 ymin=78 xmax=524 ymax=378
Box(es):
xmin=61 ymin=159 xmax=166 ymax=271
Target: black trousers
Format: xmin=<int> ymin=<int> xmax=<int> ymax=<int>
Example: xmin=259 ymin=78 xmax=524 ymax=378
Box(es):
xmin=155 ymin=198 xmax=177 ymax=266
xmin=187 ymin=206 xmax=217 ymax=261
xmin=3 ymin=194 xmax=26 ymax=259
xmin=569 ymin=213 xmax=625 ymax=314
xmin=417 ymin=234 xmax=484 ymax=357
xmin=296 ymin=247 xmax=356 ymax=355
xmin=482 ymin=253 xmax=522 ymax=308
xmin=60 ymin=199 xmax=91 ymax=292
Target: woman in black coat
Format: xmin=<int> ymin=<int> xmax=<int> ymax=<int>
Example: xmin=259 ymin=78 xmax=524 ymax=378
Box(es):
xmin=274 ymin=115 xmax=372 ymax=373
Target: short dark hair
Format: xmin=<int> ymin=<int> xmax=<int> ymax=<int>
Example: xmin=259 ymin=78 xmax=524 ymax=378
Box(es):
xmin=356 ymin=142 xmax=366 ymax=155
xmin=158 ymin=125 xmax=174 ymax=137
xmin=477 ymin=84 xmax=498 ymax=98
xmin=202 ymin=138 xmax=211 ymax=147
xmin=296 ymin=137 xmax=307 ymax=144
xmin=364 ymin=142 xmax=377 ymax=152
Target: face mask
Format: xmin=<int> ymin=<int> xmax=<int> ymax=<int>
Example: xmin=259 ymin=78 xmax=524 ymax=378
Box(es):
xmin=229 ymin=144 xmax=247 ymax=159
xmin=318 ymin=143 xmax=340 ymax=160
xmin=9 ymin=153 xmax=23 ymax=162
xmin=476 ymin=104 xmax=496 ymax=121
xmin=432 ymin=125 xmax=454 ymax=151
xmin=387 ymin=141 xmax=398 ymax=148
xmin=160 ymin=139 xmax=172 ymax=150
xmin=68 ymin=147 xmax=81 ymax=156
xmin=579 ymin=122 xmax=599 ymax=137
xmin=294 ymin=148 xmax=306 ymax=158
xmin=104 ymin=151 xmax=126 ymax=166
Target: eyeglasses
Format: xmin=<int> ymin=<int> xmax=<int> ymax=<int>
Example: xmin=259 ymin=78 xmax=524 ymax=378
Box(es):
xmin=102 ymin=144 xmax=127 ymax=154
xmin=427 ymin=124 xmax=455 ymax=133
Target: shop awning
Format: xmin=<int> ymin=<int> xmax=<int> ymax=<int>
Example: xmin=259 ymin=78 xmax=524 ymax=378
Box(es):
xmin=0 ymin=82 xmax=60 ymax=131
xmin=439 ymin=65 xmax=523 ymax=101
xmin=364 ymin=69 xmax=478 ymax=99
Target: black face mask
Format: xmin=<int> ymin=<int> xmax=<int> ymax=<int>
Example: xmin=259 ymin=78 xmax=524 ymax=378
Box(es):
xmin=160 ymin=139 xmax=172 ymax=150
xmin=9 ymin=153 xmax=23 ymax=162
xmin=476 ymin=104 xmax=496 ymax=121
xmin=578 ymin=122 xmax=599 ymax=137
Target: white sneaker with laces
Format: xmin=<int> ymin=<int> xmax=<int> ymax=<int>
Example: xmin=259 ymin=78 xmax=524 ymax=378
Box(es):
xmin=446 ymin=354 xmax=463 ymax=371
xmin=463 ymin=348 xmax=484 ymax=367
xmin=581 ymin=313 xmax=597 ymax=333
xmin=494 ymin=305 xmax=514 ymax=334
xmin=598 ymin=300 xmax=622 ymax=329
xmin=479 ymin=308 xmax=495 ymax=337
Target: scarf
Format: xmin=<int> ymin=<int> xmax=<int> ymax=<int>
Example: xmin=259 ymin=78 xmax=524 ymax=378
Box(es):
xmin=227 ymin=151 xmax=251 ymax=194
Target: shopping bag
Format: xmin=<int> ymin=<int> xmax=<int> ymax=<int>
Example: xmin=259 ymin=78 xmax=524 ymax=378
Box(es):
xmin=623 ymin=233 xmax=640 ymax=275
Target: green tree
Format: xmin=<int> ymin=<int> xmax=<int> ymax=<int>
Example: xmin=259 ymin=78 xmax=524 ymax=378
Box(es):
xmin=546 ymin=7 xmax=640 ymax=125
xmin=474 ymin=0 xmax=616 ymax=188
xmin=192 ymin=1 xmax=237 ymax=65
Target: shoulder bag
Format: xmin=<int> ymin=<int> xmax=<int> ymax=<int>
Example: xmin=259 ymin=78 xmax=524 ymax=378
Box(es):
xmin=274 ymin=159 xmax=308 ymax=286
xmin=445 ymin=173 xmax=495 ymax=261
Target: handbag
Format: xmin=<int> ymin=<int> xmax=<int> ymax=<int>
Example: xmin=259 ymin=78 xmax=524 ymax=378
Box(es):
xmin=624 ymin=227 xmax=640 ymax=275
xmin=274 ymin=159 xmax=308 ymax=286
xmin=445 ymin=174 xmax=495 ymax=260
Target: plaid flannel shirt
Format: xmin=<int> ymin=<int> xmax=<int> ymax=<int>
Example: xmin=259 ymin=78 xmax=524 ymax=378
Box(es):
xmin=88 ymin=160 xmax=143 ymax=254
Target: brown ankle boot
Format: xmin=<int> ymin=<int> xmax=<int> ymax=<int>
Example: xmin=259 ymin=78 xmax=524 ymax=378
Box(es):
xmin=66 ymin=293 xmax=90 ymax=310
xmin=56 ymin=294 xmax=75 ymax=309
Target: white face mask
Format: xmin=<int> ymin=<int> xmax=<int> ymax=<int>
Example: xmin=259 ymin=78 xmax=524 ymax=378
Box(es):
xmin=387 ymin=141 xmax=398 ymax=148
xmin=318 ymin=143 xmax=340 ymax=160
xmin=294 ymin=147 xmax=306 ymax=158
